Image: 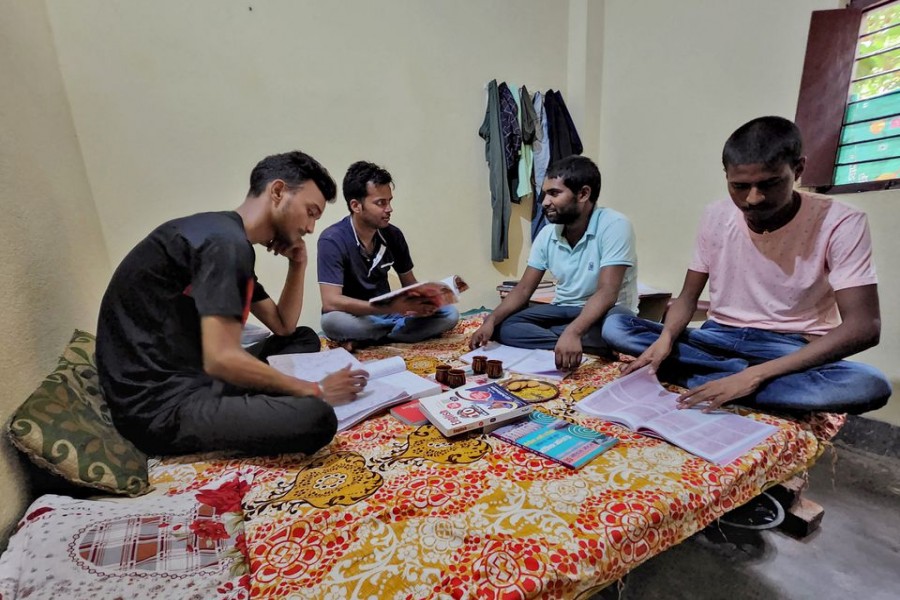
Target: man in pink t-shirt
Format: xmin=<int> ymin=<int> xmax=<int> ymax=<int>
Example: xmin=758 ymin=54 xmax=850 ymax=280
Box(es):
xmin=602 ymin=116 xmax=890 ymax=414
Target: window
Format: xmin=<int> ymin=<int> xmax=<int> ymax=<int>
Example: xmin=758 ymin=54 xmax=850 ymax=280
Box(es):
xmin=796 ymin=0 xmax=900 ymax=192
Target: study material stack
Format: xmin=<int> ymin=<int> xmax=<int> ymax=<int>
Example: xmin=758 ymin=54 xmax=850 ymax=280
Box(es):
xmin=574 ymin=366 xmax=778 ymax=465
xmin=418 ymin=382 xmax=533 ymax=437
xmin=268 ymin=348 xmax=442 ymax=431
xmin=369 ymin=275 xmax=468 ymax=308
xmin=490 ymin=410 xmax=618 ymax=469
xmin=496 ymin=279 xmax=556 ymax=302
xmin=460 ymin=342 xmax=587 ymax=381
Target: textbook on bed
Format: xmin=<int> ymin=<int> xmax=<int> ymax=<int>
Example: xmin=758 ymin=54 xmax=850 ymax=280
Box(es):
xmin=575 ymin=365 xmax=778 ymax=465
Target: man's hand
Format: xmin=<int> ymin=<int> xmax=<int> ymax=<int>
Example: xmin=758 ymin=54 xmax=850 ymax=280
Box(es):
xmin=469 ymin=322 xmax=494 ymax=349
xmin=554 ymin=330 xmax=583 ymax=371
xmin=389 ymin=295 xmax=437 ymax=317
xmin=620 ymin=337 xmax=673 ymax=376
xmin=267 ymin=238 xmax=307 ymax=266
xmin=319 ymin=365 xmax=369 ymax=406
xmin=676 ymin=369 xmax=763 ymax=413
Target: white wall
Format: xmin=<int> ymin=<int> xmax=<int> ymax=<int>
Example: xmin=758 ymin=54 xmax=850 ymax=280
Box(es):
xmin=44 ymin=0 xmax=583 ymax=315
xmin=0 ymin=0 xmax=110 ymax=547
xmin=599 ymin=0 xmax=900 ymax=426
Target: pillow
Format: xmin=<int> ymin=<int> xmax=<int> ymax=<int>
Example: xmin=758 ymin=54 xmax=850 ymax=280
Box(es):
xmin=7 ymin=330 xmax=151 ymax=496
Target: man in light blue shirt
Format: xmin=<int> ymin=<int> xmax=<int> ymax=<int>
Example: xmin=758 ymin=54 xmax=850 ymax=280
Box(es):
xmin=470 ymin=155 xmax=638 ymax=369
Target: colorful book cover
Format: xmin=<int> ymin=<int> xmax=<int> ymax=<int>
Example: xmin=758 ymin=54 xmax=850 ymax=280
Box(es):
xmin=418 ymin=382 xmax=533 ymax=437
xmin=490 ymin=410 xmax=618 ymax=469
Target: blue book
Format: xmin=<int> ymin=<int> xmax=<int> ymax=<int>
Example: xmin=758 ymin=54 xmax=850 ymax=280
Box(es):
xmin=490 ymin=410 xmax=618 ymax=469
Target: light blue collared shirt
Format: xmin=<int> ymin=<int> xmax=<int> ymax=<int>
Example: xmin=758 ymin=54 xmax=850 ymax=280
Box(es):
xmin=527 ymin=206 xmax=638 ymax=312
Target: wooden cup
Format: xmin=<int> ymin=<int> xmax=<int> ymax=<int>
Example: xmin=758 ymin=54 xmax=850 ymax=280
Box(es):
xmin=435 ymin=364 xmax=452 ymax=385
xmin=447 ymin=368 xmax=467 ymax=388
xmin=486 ymin=359 xmax=503 ymax=379
xmin=471 ymin=355 xmax=488 ymax=375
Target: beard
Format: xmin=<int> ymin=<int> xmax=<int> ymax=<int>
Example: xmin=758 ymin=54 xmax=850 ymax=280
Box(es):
xmin=544 ymin=206 xmax=578 ymax=224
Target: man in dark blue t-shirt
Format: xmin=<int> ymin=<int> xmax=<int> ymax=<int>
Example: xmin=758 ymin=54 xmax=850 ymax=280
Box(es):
xmin=317 ymin=161 xmax=459 ymax=348
xmin=97 ymin=151 xmax=368 ymax=456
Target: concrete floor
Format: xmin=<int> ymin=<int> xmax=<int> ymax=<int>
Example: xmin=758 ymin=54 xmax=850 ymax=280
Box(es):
xmin=596 ymin=442 xmax=900 ymax=600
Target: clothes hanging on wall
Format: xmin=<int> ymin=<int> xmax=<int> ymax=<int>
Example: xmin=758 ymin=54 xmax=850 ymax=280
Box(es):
xmin=479 ymin=79 xmax=513 ymax=262
xmin=531 ymin=90 xmax=551 ymax=241
xmin=480 ymin=82 xmax=583 ymax=260
xmin=498 ymin=82 xmax=522 ymax=204
xmin=515 ymin=85 xmax=539 ymax=204
xmin=532 ymin=90 xmax=583 ymax=239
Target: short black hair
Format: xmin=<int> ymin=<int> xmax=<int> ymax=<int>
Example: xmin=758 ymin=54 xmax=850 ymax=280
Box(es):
xmin=248 ymin=150 xmax=337 ymax=202
xmin=545 ymin=155 xmax=602 ymax=203
xmin=722 ymin=116 xmax=803 ymax=170
xmin=342 ymin=161 xmax=394 ymax=211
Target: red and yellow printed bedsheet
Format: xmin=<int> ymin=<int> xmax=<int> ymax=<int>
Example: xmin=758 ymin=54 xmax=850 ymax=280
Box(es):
xmin=150 ymin=312 xmax=841 ymax=600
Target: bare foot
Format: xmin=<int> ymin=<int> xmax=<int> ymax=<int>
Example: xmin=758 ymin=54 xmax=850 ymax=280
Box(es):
xmin=339 ymin=340 xmax=356 ymax=353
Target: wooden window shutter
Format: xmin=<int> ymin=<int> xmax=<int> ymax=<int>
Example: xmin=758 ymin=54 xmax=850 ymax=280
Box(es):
xmin=795 ymin=9 xmax=862 ymax=188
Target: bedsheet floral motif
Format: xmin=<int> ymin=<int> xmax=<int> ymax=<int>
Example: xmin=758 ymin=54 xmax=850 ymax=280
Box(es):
xmin=0 ymin=312 xmax=844 ymax=600
xmin=240 ymin=313 xmax=840 ymax=599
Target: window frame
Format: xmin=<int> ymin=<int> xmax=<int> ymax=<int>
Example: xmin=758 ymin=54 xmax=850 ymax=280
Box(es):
xmin=795 ymin=0 xmax=900 ymax=193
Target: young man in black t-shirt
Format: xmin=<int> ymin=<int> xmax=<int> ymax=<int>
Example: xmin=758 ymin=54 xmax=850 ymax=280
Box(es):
xmin=97 ymin=151 xmax=368 ymax=456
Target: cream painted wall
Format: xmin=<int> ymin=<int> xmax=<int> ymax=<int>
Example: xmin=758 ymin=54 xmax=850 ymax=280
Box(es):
xmin=598 ymin=0 xmax=900 ymax=426
xmin=0 ymin=0 xmax=110 ymax=546
xmin=44 ymin=0 xmax=581 ymax=318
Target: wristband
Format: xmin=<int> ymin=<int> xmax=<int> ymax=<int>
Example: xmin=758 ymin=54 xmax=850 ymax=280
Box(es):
xmin=311 ymin=382 xmax=323 ymax=398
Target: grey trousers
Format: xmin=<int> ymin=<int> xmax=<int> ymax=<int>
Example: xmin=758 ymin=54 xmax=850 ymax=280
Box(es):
xmin=133 ymin=326 xmax=337 ymax=457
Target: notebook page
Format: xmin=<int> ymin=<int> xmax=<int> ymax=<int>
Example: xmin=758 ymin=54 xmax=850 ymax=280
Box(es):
xmin=267 ymin=347 xmax=363 ymax=381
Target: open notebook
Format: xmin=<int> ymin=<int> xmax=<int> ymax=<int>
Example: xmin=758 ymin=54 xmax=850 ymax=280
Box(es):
xmin=268 ymin=348 xmax=442 ymax=431
xmin=574 ymin=366 xmax=778 ymax=465
xmin=460 ymin=342 xmax=587 ymax=381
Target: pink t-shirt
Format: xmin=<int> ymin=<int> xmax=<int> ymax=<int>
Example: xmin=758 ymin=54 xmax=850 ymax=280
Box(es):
xmin=689 ymin=192 xmax=877 ymax=335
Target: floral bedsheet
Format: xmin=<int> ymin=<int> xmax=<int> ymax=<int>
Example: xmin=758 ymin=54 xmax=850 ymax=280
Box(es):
xmin=0 ymin=312 xmax=843 ymax=599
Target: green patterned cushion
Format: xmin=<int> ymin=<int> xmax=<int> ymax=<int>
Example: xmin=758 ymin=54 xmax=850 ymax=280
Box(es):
xmin=7 ymin=330 xmax=151 ymax=496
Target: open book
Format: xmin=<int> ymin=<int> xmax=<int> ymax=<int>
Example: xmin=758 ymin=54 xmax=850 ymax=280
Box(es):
xmin=368 ymin=275 xmax=468 ymax=307
xmin=460 ymin=342 xmax=587 ymax=381
xmin=267 ymin=348 xmax=442 ymax=431
xmin=574 ymin=366 xmax=778 ymax=465
xmin=491 ymin=410 xmax=618 ymax=469
xmin=419 ymin=382 xmax=533 ymax=437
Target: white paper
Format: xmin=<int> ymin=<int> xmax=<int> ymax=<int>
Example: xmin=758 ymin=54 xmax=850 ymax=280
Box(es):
xmin=333 ymin=379 xmax=407 ymax=431
xmin=461 ymin=343 xmax=586 ymax=380
xmin=266 ymin=347 xmax=362 ymax=381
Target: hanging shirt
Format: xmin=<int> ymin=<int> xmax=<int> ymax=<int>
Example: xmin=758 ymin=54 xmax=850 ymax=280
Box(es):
xmin=479 ymin=79 xmax=514 ymax=262
xmin=515 ymin=85 xmax=539 ymax=202
xmin=531 ymin=91 xmax=551 ymax=240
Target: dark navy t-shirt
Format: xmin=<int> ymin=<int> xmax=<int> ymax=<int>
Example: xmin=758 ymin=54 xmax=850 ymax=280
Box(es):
xmin=96 ymin=211 xmax=268 ymax=430
xmin=317 ymin=216 xmax=414 ymax=301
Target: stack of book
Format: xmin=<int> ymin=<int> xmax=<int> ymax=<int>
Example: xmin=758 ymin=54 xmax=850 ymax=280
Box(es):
xmin=496 ymin=279 xmax=556 ymax=300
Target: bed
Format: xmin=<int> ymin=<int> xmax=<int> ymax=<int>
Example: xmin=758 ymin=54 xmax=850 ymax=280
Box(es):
xmin=0 ymin=311 xmax=843 ymax=599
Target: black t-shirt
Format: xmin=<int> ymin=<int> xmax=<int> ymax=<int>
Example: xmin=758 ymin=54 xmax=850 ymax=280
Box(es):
xmin=96 ymin=211 xmax=268 ymax=428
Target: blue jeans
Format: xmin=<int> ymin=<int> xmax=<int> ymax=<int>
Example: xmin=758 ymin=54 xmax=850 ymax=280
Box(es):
xmin=601 ymin=315 xmax=892 ymax=414
xmin=320 ymin=306 xmax=459 ymax=344
xmin=496 ymin=303 xmax=635 ymax=352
